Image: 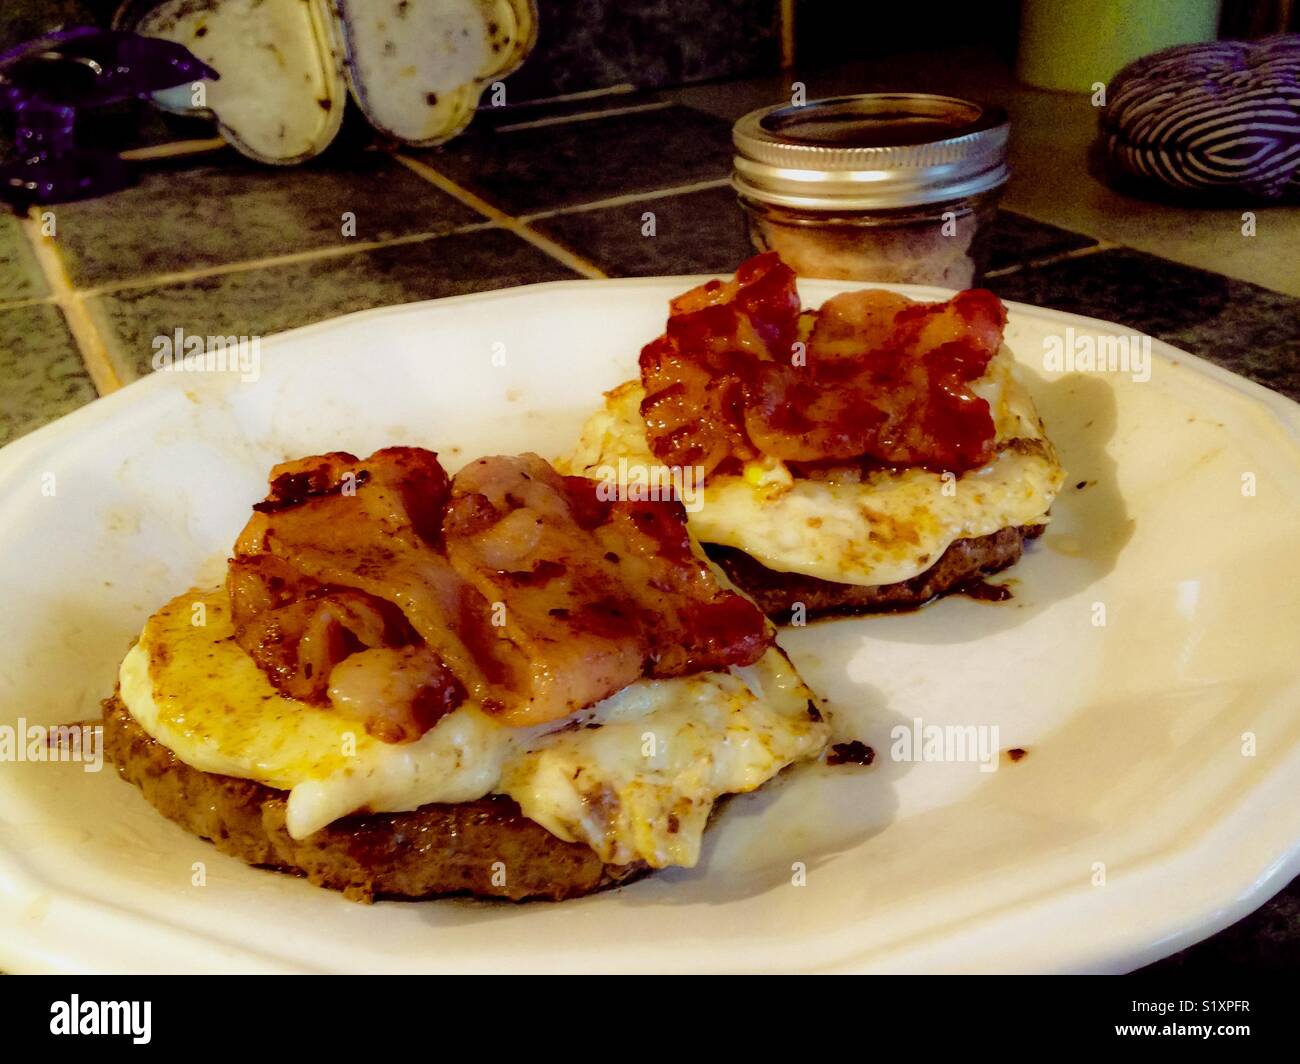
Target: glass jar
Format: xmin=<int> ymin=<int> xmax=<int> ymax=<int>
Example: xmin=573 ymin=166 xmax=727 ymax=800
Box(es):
xmin=732 ymin=93 xmax=1010 ymax=287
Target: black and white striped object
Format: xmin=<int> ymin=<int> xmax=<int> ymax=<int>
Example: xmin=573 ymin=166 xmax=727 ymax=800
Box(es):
xmin=1101 ymin=34 xmax=1300 ymax=200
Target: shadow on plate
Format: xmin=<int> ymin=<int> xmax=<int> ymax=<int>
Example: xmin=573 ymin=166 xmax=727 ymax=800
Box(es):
xmin=832 ymin=367 xmax=1134 ymax=647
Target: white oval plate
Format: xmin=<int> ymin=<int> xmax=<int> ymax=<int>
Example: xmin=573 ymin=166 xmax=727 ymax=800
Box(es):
xmin=1 ymin=278 xmax=1298 ymax=974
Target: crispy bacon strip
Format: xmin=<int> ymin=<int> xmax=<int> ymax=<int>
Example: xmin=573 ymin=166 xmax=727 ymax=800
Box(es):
xmin=229 ymin=447 xmax=520 ymax=743
xmin=226 ymin=553 xmax=416 ymax=703
xmin=228 ymin=448 xmax=770 ymax=738
xmin=638 ymin=252 xmax=1006 ymax=474
xmin=443 ymin=454 xmax=771 ymax=726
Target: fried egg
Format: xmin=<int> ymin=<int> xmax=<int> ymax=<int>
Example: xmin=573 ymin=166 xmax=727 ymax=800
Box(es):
xmin=119 ymin=589 xmax=828 ymax=868
xmin=563 ymin=347 xmax=1066 ymax=587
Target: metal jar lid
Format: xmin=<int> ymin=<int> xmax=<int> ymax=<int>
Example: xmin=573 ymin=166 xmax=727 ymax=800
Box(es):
xmin=733 ymin=93 xmax=1010 ymax=211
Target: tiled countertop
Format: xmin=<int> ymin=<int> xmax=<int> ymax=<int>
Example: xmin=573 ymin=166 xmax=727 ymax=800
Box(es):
xmin=1 ymin=60 xmax=1296 ymax=971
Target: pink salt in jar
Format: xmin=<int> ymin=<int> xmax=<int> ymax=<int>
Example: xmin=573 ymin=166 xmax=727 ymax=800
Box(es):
xmin=733 ymin=93 xmax=1010 ymax=287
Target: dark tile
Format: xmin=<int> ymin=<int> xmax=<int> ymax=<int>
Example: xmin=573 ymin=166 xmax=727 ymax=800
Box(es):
xmin=0 ymin=1 xmax=103 ymax=51
xmin=51 ymin=150 xmax=484 ymax=289
xmin=984 ymin=210 xmax=1097 ymax=274
xmin=794 ymin=3 xmax=1019 ymax=69
xmin=1139 ymin=875 xmax=1300 ymax=973
xmin=88 ymin=227 xmax=577 ymax=381
xmin=427 ymin=105 xmax=734 ymax=215
xmin=987 ymin=248 xmax=1300 ymax=401
xmin=0 ymin=303 xmax=97 ymax=446
xmin=505 ymin=0 xmax=781 ymax=102
xmin=534 ymin=186 xmax=753 ymax=275
xmin=0 ymin=213 xmax=47 ymax=304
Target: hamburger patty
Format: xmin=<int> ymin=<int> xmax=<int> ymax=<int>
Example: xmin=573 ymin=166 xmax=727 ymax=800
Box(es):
xmin=102 ymin=694 xmax=647 ymax=902
xmin=706 ymin=524 xmax=1044 ymax=622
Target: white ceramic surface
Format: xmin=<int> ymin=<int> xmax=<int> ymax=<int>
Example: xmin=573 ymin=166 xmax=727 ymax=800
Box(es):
xmin=1 ymin=277 xmax=1297 ymax=973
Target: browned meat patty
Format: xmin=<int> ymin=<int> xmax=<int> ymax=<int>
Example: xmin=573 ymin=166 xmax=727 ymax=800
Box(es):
xmin=102 ymin=694 xmax=647 ymax=902
xmin=706 ymin=524 xmax=1044 ymax=622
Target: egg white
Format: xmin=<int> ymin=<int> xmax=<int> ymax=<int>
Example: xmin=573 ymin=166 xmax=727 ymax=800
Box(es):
xmin=119 ymin=589 xmax=828 ymax=868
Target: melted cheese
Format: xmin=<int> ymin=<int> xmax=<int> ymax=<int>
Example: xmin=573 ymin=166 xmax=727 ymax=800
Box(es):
xmin=562 ymin=347 xmax=1065 ymax=587
xmin=119 ymin=589 xmax=828 ymax=867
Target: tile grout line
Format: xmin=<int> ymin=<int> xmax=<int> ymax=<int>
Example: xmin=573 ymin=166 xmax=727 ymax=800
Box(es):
xmin=0 ymin=293 xmax=59 ymax=313
xmin=392 ymin=153 xmax=609 ymax=279
xmin=19 ymin=210 xmax=123 ymax=396
xmin=490 ymin=100 xmax=673 ymax=133
xmin=505 ymin=83 xmax=637 ymax=107
xmin=78 ymin=219 xmax=500 ymax=298
xmin=107 ymin=84 xmax=644 ymax=168
xmin=519 ymin=177 xmax=733 ymax=221
xmin=119 ymin=137 xmax=228 ymax=161
xmin=984 ymin=240 xmax=1120 ymax=279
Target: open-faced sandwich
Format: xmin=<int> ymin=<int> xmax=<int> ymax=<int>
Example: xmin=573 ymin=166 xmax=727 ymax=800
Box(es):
xmin=564 ymin=253 xmax=1066 ymax=621
xmin=104 ymin=447 xmax=829 ymax=901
